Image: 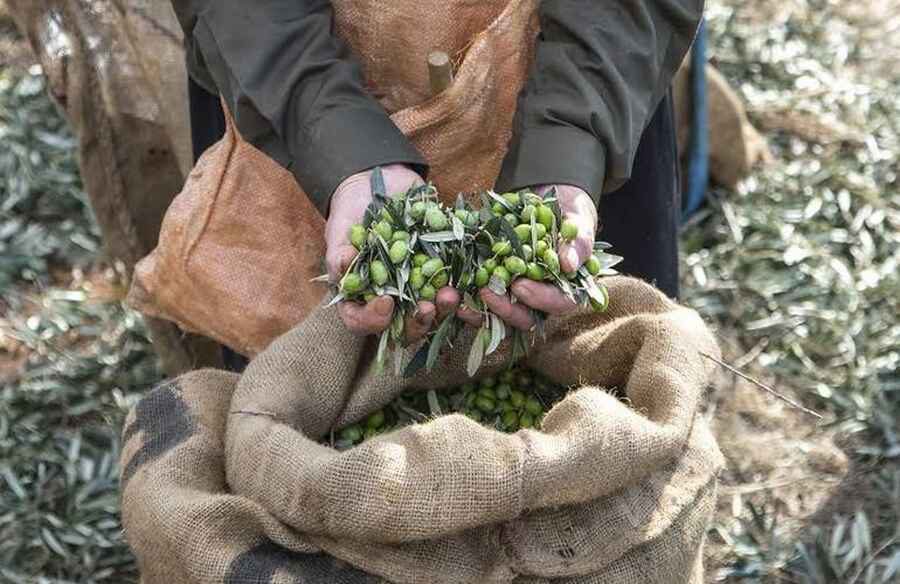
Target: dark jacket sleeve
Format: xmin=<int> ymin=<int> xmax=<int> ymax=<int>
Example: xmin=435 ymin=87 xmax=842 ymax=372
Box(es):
xmin=171 ymin=0 xmax=427 ymax=216
xmin=495 ymin=0 xmax=703 ymax=203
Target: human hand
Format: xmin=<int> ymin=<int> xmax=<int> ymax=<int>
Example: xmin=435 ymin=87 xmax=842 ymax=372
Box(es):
xmin=466 ymin=184 xmax=598 ymax=331
xmin=326 ymin=165 xmax=461 ymax=341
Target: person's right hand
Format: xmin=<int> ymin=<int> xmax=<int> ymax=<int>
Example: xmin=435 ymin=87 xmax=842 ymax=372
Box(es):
xmin=325 ymin=165 xmax=461 ymax=341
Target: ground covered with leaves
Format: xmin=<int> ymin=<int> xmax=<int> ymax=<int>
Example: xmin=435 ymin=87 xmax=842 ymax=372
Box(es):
xmin=0 ymin=0 xmax=898 ymax=581
xmin=689 ymin=0 xmax=900 ymax=581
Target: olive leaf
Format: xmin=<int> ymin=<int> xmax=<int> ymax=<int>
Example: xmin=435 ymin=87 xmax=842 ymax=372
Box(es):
xmin=370 ymin=165 xmax=387 ymax=200
xmin=487 ymin=313 xmax=506 ymax=355
xmin=426 ymin=389 xmax=443 ymax=416
xmin=325 ymin=292 xmax=346 ymax=307
xmin=488 ymin=274 xmax=507 ymax=296
xmin=426 ymin=314 xmax=455 ymax=372
xmin=467 ymin=328 xmax=487 ymax=377
xmin=452 ymin=216 xmax=466 ymax=241
xmin=487 ymin=191 xmax=514 ymax=212
xmin=420 ymin=231 xmax=459 ymax=243
xmin=375 ymin=329 xmax=390 ymax=372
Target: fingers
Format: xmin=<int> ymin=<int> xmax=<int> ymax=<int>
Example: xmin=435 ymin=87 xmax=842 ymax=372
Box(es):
xmin=480 ymin=289 xmax=534 ymax=331
xmin=435 ymin=287 xmax=461 ymax=320
xmin=511 ymin=279 xmax=577 ymax=315
xmin=556 ymin=185 xmax=597 ymax=274
xmin=338 ymin=295 xmax=394 ymax=334
xmin=456 ymin=305 xmax=484 ymax=327
xmin=327 ymin=245 xmax=359 ymax=283
xmin=559 ymin=234 xmax=593 ymax=274
xmin=405 ymin=301 xmax=436 ymax=342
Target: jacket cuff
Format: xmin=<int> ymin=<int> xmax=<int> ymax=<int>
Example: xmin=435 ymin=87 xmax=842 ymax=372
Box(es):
xmin=290 ymin=108 xmax=428 ymax=216
xmin=495 ymin=125 xmax=606 ymax=205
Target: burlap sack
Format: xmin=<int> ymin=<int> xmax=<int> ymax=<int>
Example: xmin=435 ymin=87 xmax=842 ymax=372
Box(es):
xmin=121 ymin=277 xmax=724 ymax=583
xmin=127 ymin=0 xmax=540 ymax=356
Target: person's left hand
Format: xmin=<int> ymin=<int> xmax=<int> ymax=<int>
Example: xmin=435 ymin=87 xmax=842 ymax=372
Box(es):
xmin=457 ymin=184 xmax=597 ymax=330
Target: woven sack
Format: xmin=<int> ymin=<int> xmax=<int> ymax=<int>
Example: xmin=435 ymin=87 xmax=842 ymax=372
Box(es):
xmin=128 ymin=0 xmax=540 ymax=355
xmin=121 ymin=277 xmax=724 ymax=584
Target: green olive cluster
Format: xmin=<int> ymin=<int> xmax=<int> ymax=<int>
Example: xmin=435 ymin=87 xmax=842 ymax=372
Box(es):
xmin=333 ymin=365 xmax=563 ymax=448
xmin=339 ymin=192 xmax=459 ymax=303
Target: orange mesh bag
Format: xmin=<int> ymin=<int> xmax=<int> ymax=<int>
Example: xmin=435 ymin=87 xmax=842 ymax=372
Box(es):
xmin=128 ymin=0 xmax=540 ymax=355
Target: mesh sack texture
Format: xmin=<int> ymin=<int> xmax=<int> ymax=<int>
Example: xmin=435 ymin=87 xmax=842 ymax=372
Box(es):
xmin=121 ymin=277 xmax=724 ymax=584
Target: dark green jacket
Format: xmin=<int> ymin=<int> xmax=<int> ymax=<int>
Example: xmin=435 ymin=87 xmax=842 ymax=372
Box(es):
xmin=172 ymin=0 xmax=703 ymax=216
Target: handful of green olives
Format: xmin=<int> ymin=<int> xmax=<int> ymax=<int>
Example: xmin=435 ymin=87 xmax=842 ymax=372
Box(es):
xmin=331 ymin=364 xmax=563 ymax=449
xmin=326 ymin=168 xmax=621 ymax=376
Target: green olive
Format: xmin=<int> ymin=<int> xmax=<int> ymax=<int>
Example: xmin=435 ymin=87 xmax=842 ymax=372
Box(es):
xmin=475 ymin=267 xmax=490 ymax=287
xmin=492 ymin=202 xmax=506 ymax=215
xmin=410 ymin=267 xmax=425 ymax=290
xmin=455 ymin=209 xmax=469 ymax=224
xmin=475 ymin=396 xmax=496 ymax=413
xmin=370 ymin=261 xmax=389 ymax=286
xmin=586 ymin=255 xmax=602 ymax=276
xmin=504 ymin=213 xmax=519 ymax=226
xmin=519 ymin=413 xmax=535 ymax=429
xmin=509 ymin=390 xmax=525 ymax=408
xmin=492 ymin=241 xmax=512 ymax=257
xmin=363 ymin=292 xmax=377 ymax=303
xmin=479 ymin=387 xmax=497 ymax=401
xmin=411 ymin=200 xmax=427 ymax=220
xmin=366 ymin=410 xmax=386 ymax=429
xmin=349 ymin=224 xmax=366 ymax=249
xmin=420 ymin=284 xmax=437 ymax=300
xmin=422 ymin=257 xmax=445 ymax=277
xmin=536 ymin=205 xmax=555 ymax=230
xmin=462 ymin=382 xmax=476 ymax=393
xmin=467 ymin=409 xmax=483 ymax=423
xmin=413 ymin=253 xmax=429 ymax=267
xmin=500 ymin=370 xmax=516 ymax=384
xmin=465 ymin=392 xmax=478 ymax=408
xmin=374 ymin=220 xmax=393 ymax=242
xmin=480 ymin=376 xmax=497 ymax=389
xmin=526 ymin=262 xmax=546 ymax=281
xmin=389 ymin=240 xmax=409 ymax=264
xmin=464 ymin=211 xmax=479 ymax=228
xmin=520 ymin=204 xmax=536 ymax=223
xmin=431 ymin=271 xmax=449 ymax=289
xmin=514 ymin=224 xmax=532 ymax=242
xmin=590 ymin=286 xmax=609 ymax=312
xmin=560 ymin=220 xmax=578 ymax=241
xmin=521 ymin=244 xmax=534 ymax=261
xmin=483 ymin=258 xmax=498 ymax=273
xmin=493 ymin=266 xmax=511 ymax=285
xmin=392 ymin=230 xmax=411 ymax=243
xmin=495 ymin=384 xmax=511 ymax=400
xmin=426 ymin=208 xmax=448 ymax=230
xmin=532 ymin=223 xmax=548 ymax=241
xmin=504 ymin=256 xmax=527 ymax=276
xmin=380 ymin=207 xmax=394 ymax=222
xmin=525 ymin=397 xmax=543 ymax=416
xmin=542 ymin=249 xmax=560 ymax=274
xmin=341 ymin=273 xmax=363 ymax=294
xmin=502 ymin=410 xmax=520 ymax=430
xmin=535 ymin=240 xmax=549 ymax=256
xmin=503 ymin=192 xmax=521 ymax=207
xmin=340 ymin=424 xmax=363 ymax=443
